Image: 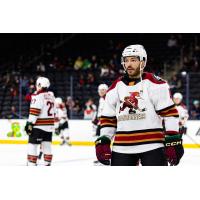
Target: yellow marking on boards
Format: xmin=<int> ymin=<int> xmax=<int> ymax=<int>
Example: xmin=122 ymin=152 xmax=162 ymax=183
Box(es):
xmin=0 ymin=140 xmax=95 ymax=146
xmin=0 ymin=140 xmax=200 ymax=148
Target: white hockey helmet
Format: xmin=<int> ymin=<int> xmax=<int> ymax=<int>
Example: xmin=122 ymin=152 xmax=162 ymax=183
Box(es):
xmin=121 ymin=44 xmax=147 ymax=68
xmin=55 ymin=97 xmax=63 ymax=105
xmin=98 ymin=84 xmax=108 ymax=91
xmin=193 ymin=100 xmax=200 ymax=105
xmin=36 ymin=77 xmax=50 ymax=89
xmin=173 ymin=92 xmax=183 ymax=100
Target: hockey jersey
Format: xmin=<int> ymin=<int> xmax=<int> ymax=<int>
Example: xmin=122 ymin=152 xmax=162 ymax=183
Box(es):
xmin=28 ymin=90 xmax=56 ymax=132
xmin=97 ymin=97 xmax=106 ymax=118
xmin=176 ymin=103 xmax=189 ymax=127
xmin=92 ymin=96 xmax=106 ymax=125
xmin=100 ymin=72 xmax=179 ymax=154
xmin=56 ymin=104 xmax=68 ymax=125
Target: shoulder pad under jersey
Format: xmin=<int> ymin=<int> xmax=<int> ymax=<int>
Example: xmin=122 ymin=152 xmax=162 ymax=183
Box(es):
xmin=107 ymin=77 xmax=122 ymax=92
xmin=143 ymin=72 xmax=166 ymax=84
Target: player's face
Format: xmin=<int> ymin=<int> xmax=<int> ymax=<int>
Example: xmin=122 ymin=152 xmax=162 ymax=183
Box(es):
xmin=36 ymin=85 xmax=41 ymax=92
xmin=124 ymin=56 xmax=144 ymax=78
xmin=98 ymin=89 xmax=107 ymax=97
xmin=173 ymin=98 xmax=181 ymax=105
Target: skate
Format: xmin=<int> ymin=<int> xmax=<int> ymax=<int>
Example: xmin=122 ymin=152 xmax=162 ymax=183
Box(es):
xmin=60 ymin=140 xmax=66 ymax=146
xmin=66 ymin=141 xmax=72 ymax=146
xmin=93 ymin=160 xmax=104 ymax=166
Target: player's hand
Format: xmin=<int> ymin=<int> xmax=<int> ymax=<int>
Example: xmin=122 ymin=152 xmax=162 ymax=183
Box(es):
xmin=95 ymin=135 xmax=111 ymax=165
xmin=164 ymin=134 xmax=184 ymax=166
xmin=25 ymin=122 xmax=33 ymax=135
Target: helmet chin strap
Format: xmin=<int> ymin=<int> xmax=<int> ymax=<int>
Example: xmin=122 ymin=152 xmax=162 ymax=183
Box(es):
xmin=139 ymin=62 xmax=144 ymax=95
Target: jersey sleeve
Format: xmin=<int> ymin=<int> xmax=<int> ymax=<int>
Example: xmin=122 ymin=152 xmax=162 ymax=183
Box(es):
xmin=100 ymin=86 xmax=118 ymax=139
xmin=151 ymin=82 xmax=179 ymax=135
xmin=181 ymin=107 xmax=189 ymax=120
xmin=28 ymin=94 xmax=43 ymax=124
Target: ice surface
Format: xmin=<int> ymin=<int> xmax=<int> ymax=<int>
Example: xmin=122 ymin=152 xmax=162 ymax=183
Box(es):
xmin=0 ymin=144 xmax=200 ymax=166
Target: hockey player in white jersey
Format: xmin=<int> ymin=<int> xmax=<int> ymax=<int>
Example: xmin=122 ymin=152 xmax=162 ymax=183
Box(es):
xmin=92 ymin=84 xmax=108 ymax=137
xmin=95 ymin=44 xmax=184 ymax=166
xmin=54 ymin=97 xmax=71 ymax=146
xmin=25 ymin=77 xmax=56 ymax=166
xmin=173 ymin=93 xmax=189 ymax=135
xmin=93 ymin=84 xmax=108 ymax=165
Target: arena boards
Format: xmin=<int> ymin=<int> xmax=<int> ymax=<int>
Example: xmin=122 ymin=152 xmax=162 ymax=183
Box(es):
xmin=0 ymin=120 xmax=200 ymax=148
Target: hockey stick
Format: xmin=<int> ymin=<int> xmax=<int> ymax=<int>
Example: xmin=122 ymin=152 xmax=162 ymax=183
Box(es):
xmin=185 ymin=134 xmax=200 ymax=148
xmin=195 ymin=127 xmax=200 ymax=136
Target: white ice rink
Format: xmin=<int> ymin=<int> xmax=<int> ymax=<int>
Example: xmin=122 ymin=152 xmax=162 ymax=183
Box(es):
xmin=0 ymin=144 xmax=200 ymax=166
xmin=0 ymin=144 xmax=96 ymax=166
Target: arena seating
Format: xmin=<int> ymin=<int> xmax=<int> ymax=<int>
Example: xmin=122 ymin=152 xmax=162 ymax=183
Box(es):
xmin=0 ymin=34 xmax=200 ymax=119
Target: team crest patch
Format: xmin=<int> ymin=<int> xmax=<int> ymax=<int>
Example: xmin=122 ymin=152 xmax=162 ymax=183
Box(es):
xmin=120 ymin=92 xmax=146 ymax=114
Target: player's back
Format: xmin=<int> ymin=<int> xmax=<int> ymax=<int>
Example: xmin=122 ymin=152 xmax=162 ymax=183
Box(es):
xmin=176 ymin=103 xmax=188 ymax=120
xmin=29 ymin=91 xmax=56 ymax=132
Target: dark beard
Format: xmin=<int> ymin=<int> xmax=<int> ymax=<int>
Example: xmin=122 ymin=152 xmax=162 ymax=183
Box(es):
xmin=127 ymin=67 xmax=141 ymax=78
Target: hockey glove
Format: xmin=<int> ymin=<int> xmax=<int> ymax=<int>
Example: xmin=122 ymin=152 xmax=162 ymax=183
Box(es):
xmin=179 ymin=126 xmax=187 ymax=135
xmin=164 ymin=134 xmax=184 ymax=166
xmin=25 ymin=122 xmax=33 ymax=135
xmin=95 ymin=135 xmax=111 ymax=165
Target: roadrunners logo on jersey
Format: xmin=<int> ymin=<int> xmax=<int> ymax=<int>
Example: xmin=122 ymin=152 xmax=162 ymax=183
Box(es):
xmin=120 ymin=92 xmax=146 ymax=114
